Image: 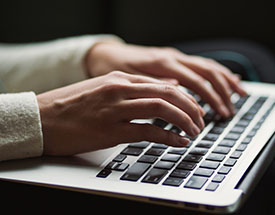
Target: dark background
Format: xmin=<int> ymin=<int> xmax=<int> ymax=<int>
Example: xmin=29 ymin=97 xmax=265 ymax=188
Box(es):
xmin=0 ymin=1 xmax=275 ymax=214
xmin=1 ymin=0 xmax=275 ymax=54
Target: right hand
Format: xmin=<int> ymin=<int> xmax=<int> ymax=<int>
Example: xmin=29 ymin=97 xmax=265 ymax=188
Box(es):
xmin=37 ymin=71 xmax=205 ymax=156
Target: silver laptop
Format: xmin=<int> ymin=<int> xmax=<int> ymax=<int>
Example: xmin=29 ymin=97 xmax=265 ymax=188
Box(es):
xmin=0 ymin=81 xmax=274 ymax=214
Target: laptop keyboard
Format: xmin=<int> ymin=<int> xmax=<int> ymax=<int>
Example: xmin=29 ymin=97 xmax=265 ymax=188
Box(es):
xmin=96 ymin=94 xmax=274 ymax=191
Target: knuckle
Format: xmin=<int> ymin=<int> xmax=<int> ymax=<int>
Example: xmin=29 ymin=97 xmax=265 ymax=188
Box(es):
xmin=149 ymin=50 xmax=172 ymax=66
xmin=101 ymin=82 xmax=128 ymax=98
xmin=205 ymin=68 xmax=217 ymax=78
xmin=190 ymin=103 xmax=201 ymax=116
xmin=108 ymin=71 xmax=126 ymax=79
xmin=193 ymin=76 xmax=206 ymax=86
xmin=150 ymin=98 xmax=165 ymax=113
xmin=109 ymin=70 xmax=124 ymax=76
xmin=161 ymin=84 xmax=177 ymax=96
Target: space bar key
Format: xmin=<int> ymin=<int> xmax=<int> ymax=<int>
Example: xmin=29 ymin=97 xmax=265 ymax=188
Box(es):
xmin=121 ymin=163 xmax=151 ymax=181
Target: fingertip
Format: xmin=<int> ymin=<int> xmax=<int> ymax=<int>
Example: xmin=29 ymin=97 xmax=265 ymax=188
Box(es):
xmin=199 ymin=105 xmax=206 ymax=116
xmin=219 ymin=105 xmax=231 ymax=118
xmin=177 ymin=137 xmax=190 ymax=147
xmin=169 ymin=78 xmax=179 ymax=86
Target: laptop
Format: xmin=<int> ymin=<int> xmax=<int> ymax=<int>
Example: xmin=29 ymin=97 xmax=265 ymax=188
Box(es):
xmin=0 ymin=81 xmax=274 ymax=214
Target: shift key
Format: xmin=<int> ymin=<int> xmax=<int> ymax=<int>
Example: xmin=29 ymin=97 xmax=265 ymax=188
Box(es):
xmin=121 ymin=163 xmax=151 ymax=181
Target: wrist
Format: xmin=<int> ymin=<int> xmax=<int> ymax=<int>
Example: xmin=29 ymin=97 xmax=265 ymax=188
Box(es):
xmin=84 ymin=41 xmax=122 ymax=78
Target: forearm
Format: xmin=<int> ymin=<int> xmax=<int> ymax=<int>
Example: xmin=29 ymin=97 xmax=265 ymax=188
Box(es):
xmin=0 ymin=35 xmax=123 ymax=94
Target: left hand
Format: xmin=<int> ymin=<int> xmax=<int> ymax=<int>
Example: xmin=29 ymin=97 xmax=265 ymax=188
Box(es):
xmin=85 ymin=42 xmax=247 ymax=117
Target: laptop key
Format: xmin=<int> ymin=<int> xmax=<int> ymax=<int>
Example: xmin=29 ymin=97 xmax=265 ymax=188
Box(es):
xmin=183 ymin=154 xmax=203 ymax=163
xmin=225 ymin=133 xmax=241 ymax=141
xmin=219 ymin=139 xmax=236 ymax=147
xmin=230 ymin=151 xmax=242 ymax=159
xmin=236 ymin=144 xmax=247 ymax=151
xmin=218 ymin=166 xmax=231 ymax=174
xmin=114 ymin=163 xmax=129 ymax=171
xmin=177 ymin=161 xmax=197 ymax=170
xmin=189 ymin=147 xmax=208 ymax=155
xmin=154 ymin=161 xmax=175 ymax=170
xmin=138 ymin=155 xmax=158 ymax=164
xmin=242 ymin=137 xmax=252 ymax=144
xmin=121 ymin=147 xmax=143 ymax=156
xmin=236 ymin=120 xmax=250 ymax=127
xmin=200 ymin=160 xmax=220 ymax=169
xmin=153 ymin=118 xmax=168 ymax=128
xmin=121 ymin=163 xmax=151 ymax=181
xmin=230 ymin=126 xmax=245 ymax=134
xmin=206 ymin=153 xmax=225 ymax=162
xmin=163 ymin=177 xmax=184 ymax=187
xmin=206 ymin=182 xmax=219 ymax=191
xmin=96 ymin=169 xmax=112 ymax=178
xmin=196 ymin=140 xmax=214 ymax=149
xmin=113 ymin=154 xmax=127 ymax=162
xmin=170 ymin=169 xmax=190 ymax=178
xmin=203 ymin=133 xmax=219 ymax=141
xmin=168 ymin=147 xmax=187 ymax=155
xmin=142 ymin=168 xmax=168 ymax=184
xmin=224 ymin=158 xmax=237 ymax=167
xmin=152 ymin=143 xmax=168 ymax=149
xmin=184 ymin=176 xmax=208 ymax=189
xmin=129 ymin=141 xmax=150 ymax=148
xmin=210 ymin=126 xmax=224 ymax=134
xmin=145 ymin=148 xmax=165 ymax=156
xmin=161 ymin=154 xmax=181 ymax=162
xmin=170 ymin=125 xmax=182 ymax=134
xmin=212 ymin=146 xmax=231 ymax=154
xmin=212 ymin=174 xmax=225 ymax=183
xmin=194 ymin=168 xmax=214 ymax=177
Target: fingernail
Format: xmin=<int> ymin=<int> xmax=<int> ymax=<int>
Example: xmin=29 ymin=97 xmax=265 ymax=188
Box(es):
xmin=179 ymin=137 xmax=190 ymax=146
xmin=199 ymin=117 xmax=205 ymax=129
xmin=192 ymin=125 xmax=201 ymax=136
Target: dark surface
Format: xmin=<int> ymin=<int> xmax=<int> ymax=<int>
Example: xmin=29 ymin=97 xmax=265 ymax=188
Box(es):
xmin=0 ymin=159 xmax=274 ymax=215
xmin=1 ymin=1 xmax=275 ymax=52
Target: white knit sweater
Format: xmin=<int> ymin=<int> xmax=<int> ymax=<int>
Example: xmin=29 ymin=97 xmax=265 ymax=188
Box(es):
xmin=0 ymin=35 xmax=122 ymax=161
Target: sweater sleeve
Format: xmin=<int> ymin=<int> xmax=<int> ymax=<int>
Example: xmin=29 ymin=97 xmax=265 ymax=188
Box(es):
xmin=0 ymin=34 xmax=123 ymax=94
xmin=0 ymin=92 xmax=43 ymax=161
xmin=0 ymin=34 xmax=123 ymax=161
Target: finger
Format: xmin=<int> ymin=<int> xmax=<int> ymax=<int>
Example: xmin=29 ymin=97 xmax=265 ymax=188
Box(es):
xmin=179 ymin=88 xmax=206 ymax=116
xmin=122 ymin=83 xmax=205 ymax=129
xmin=121 ymin=72 xmax=177 ymax=86
xmin=197 ymin=69 xmax=235 ymax=115
xmin=120 ymin=122 xmax=190 ymax=147
xmin=119 ymin=98 xmax=201 ymax=137
xmin=222 ymin=72 xmax=248 ymax=97
xmin=175 ymin=57 xmax=234 ymax=115
xmin=158 ymin=78 xmax=179 ymax=85
xmin=162 ymin=61 xmax=231 ymax=117
xmin=202 ymin=58 xmax=248 ymax=97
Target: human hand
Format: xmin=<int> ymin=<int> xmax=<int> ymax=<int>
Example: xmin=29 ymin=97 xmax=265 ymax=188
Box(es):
xmin=37 ymin=71 xmax=205 ymax=156
xmin=85 ymin=43 xmax=247 ymax=117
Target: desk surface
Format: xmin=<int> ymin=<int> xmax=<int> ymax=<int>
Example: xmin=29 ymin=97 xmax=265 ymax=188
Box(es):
xmin=1 ymin=159 xmax=274 ymax=215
